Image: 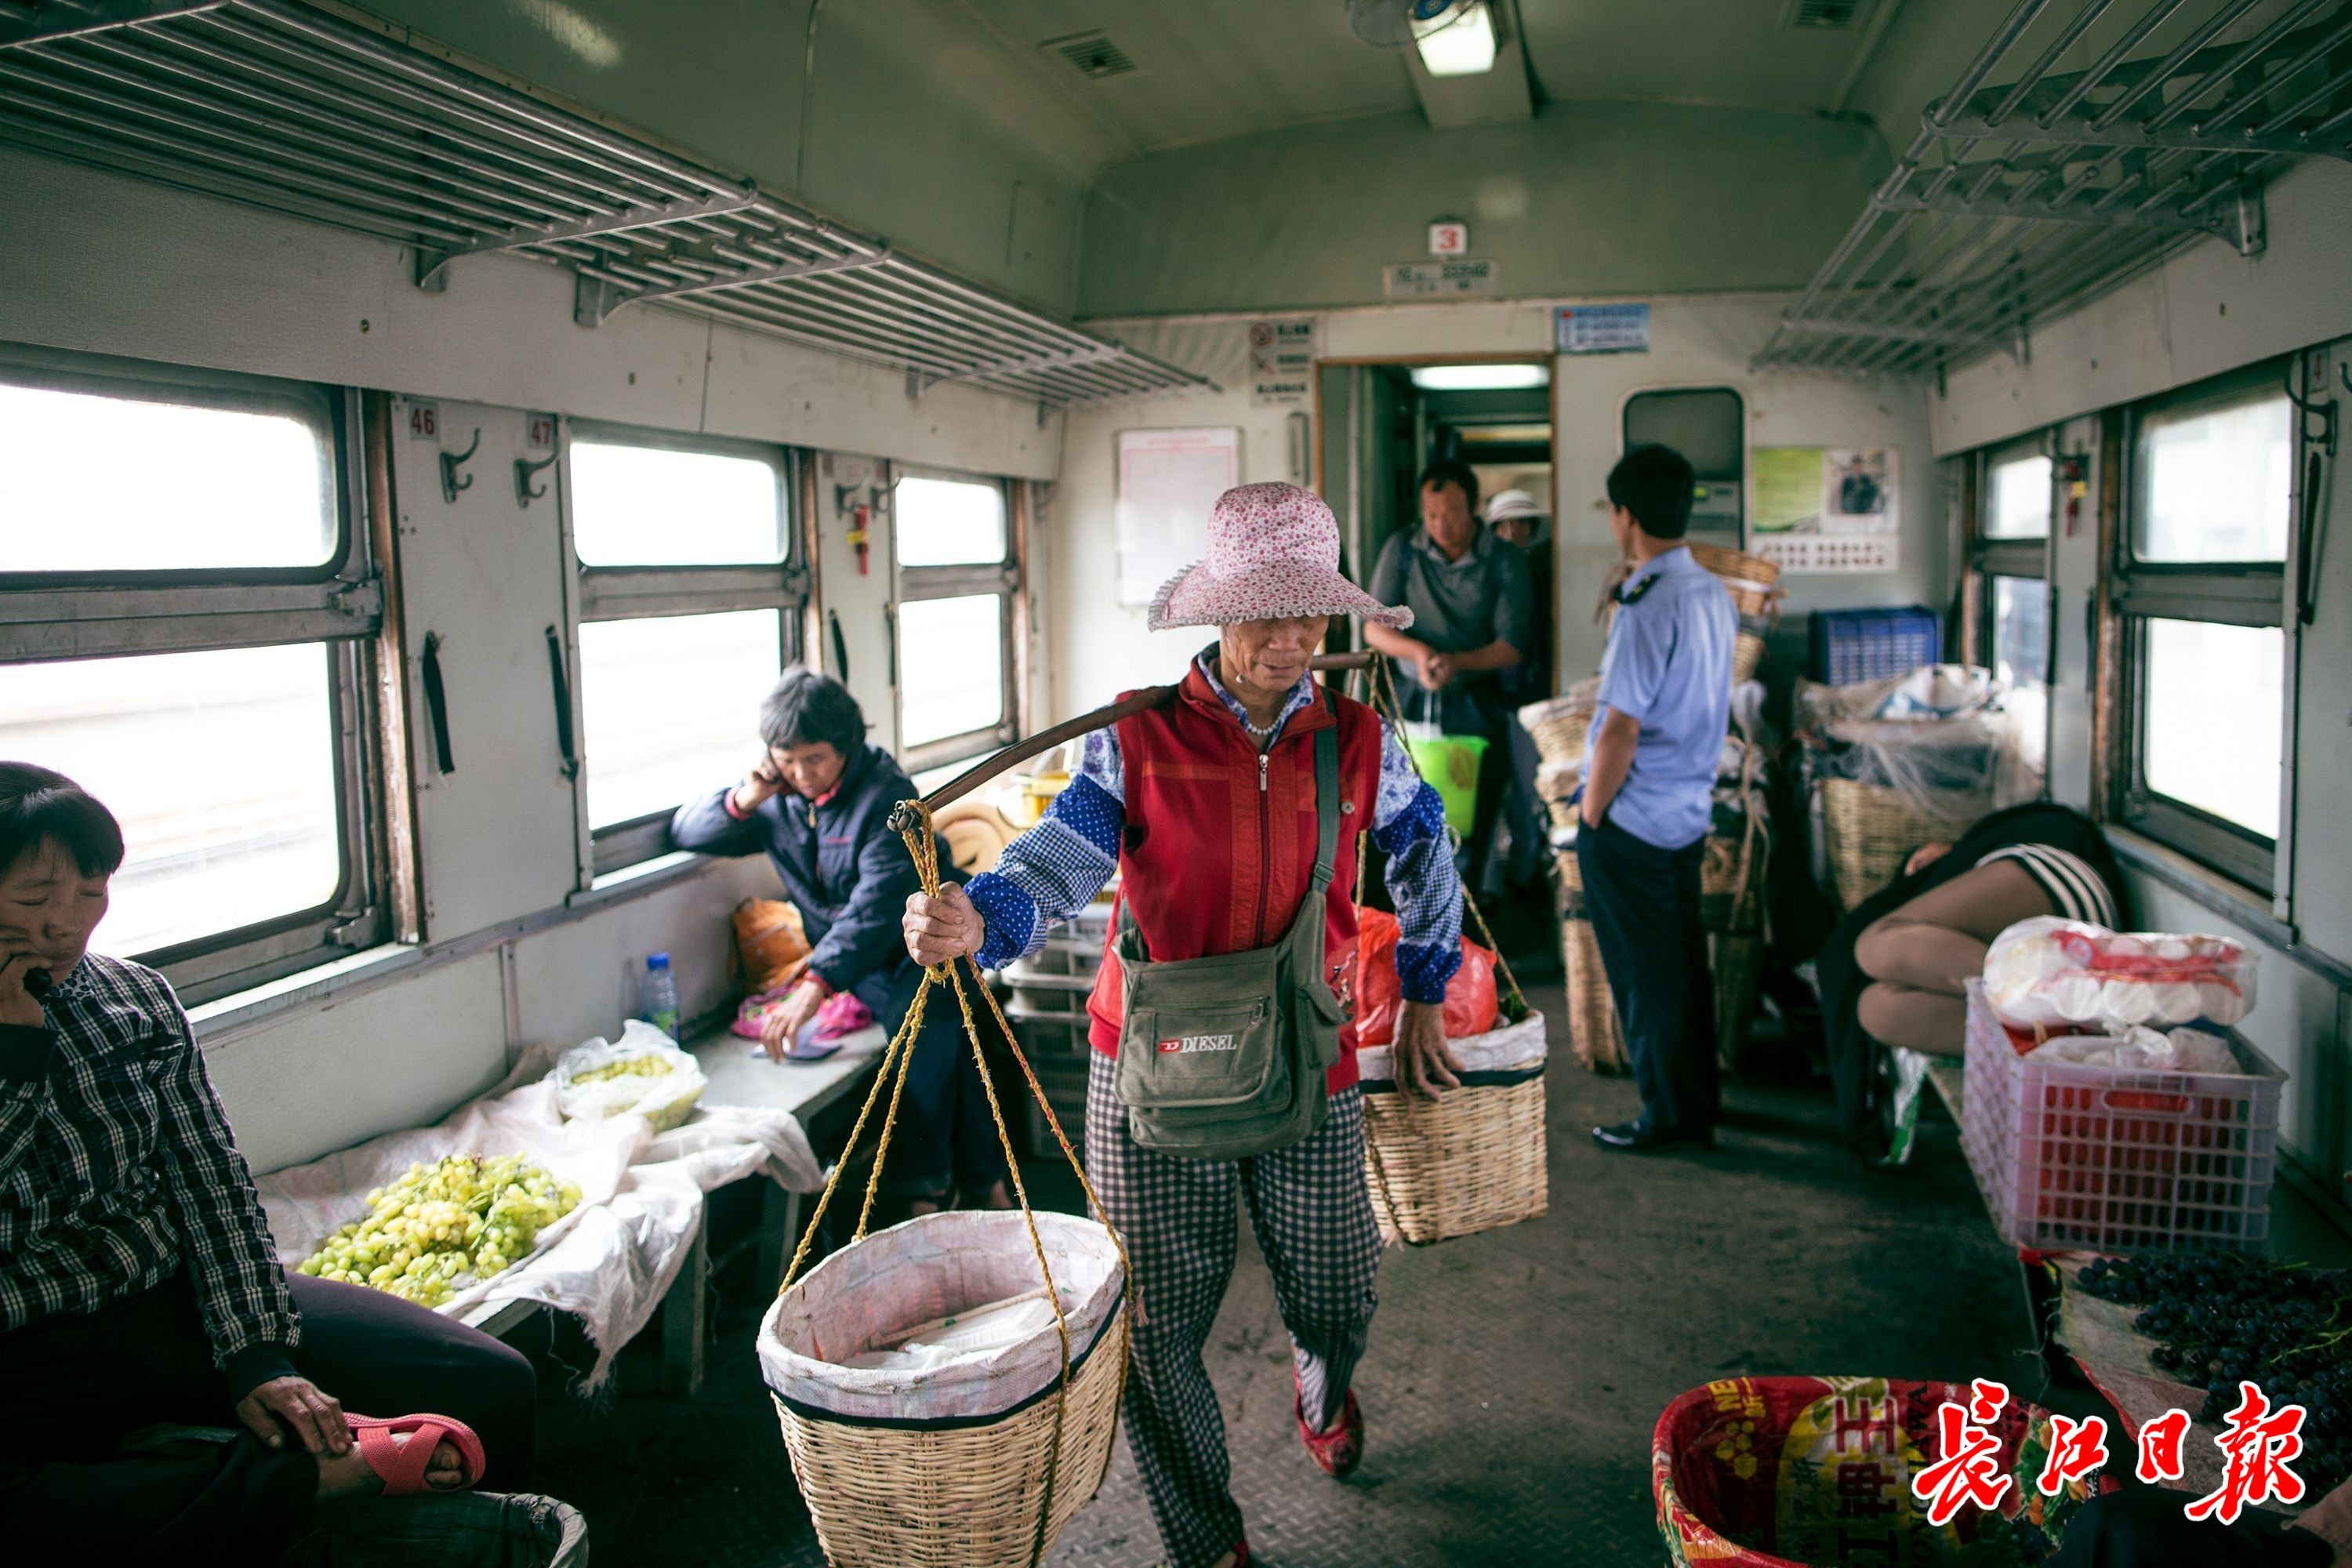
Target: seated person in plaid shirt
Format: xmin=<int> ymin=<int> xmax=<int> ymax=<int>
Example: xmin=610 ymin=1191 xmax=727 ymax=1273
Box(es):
xmin=0 ymin=764 xmax=536 ymax=1562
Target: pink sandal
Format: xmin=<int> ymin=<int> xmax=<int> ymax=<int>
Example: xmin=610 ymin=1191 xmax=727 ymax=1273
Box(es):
xmin=345 ymin=1413 xmax=487 ymax=1497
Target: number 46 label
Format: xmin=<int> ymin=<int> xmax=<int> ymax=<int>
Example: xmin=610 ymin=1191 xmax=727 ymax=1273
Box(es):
xmin=408 ymin=401 xmax=439 ymax=440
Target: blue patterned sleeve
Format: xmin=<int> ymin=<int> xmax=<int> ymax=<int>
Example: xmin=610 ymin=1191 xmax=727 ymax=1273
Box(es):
xmin=966 ymin=727 xmax=1125 ymax=969
xmin=1370 ymin=720 xmax=1463 ymax=1004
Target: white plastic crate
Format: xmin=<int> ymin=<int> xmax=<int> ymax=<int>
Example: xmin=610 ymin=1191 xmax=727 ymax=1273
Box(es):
xmin=1958 ymin=980 xmax=2281 ymax=1252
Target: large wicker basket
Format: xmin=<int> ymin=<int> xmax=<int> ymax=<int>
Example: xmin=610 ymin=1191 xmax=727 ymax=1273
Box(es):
xmin=773 ymin=1308 xmax=1128 ymax=1568
xmin=1686 ymin=542 xmax=1783 ymax=619
xmin=1560 ymin=906 xmax=1627 ymax=1073
xmin=1709 ymin=931 xmax=1765 ymax=1069
xmin=1357 ymin=1017 xmax=1549 ymax=1246
xmin=1523 ymin=699 xmax=1595 ymax=768
xmin=1817 ymin=776 xmax=1944 ymax=911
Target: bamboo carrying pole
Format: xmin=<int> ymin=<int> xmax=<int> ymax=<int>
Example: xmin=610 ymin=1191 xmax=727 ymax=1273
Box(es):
xmin=887 ymin=651 xmax=1374 ymax=833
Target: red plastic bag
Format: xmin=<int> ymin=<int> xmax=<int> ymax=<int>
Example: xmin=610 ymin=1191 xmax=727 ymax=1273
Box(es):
xmin=1353 ymin=909 xmax=1498 ymax=1046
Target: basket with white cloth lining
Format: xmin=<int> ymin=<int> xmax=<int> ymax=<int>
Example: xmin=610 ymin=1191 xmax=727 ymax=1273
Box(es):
xmin=1355 ymin=1015 xmax=1549 ymax=1246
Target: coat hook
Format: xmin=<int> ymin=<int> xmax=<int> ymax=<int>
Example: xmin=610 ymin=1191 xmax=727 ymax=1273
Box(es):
xmin=2285 ymin=366 xmax=2336 ymax=457
xmin=440 ymin=428 xmax=481 ymax=503
xmin=515 ymin=452 xmax=559 ymax=508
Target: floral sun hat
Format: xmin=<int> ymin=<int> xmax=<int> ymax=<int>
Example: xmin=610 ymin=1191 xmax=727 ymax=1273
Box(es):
xmin=1147 ymin=481 xmax=1414 ymax=633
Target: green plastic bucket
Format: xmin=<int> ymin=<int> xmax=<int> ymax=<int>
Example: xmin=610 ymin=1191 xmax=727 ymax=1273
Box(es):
xmin=1404 ymin=734 xmax=1489 ymax=836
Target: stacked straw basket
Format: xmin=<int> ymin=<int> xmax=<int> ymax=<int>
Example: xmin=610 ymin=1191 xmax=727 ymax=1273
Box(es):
xmin=1819 ymin=776 xmax=1943 ymax=911
xmin=1358 ymin=1016 xmax=1549 ymax=1245
xmin=1554 ymin=848 xmax=1628 ymax=1074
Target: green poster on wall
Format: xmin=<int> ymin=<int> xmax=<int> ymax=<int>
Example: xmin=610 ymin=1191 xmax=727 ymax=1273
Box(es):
xmin=1753 ymin=446 xmax=1824 ymax=534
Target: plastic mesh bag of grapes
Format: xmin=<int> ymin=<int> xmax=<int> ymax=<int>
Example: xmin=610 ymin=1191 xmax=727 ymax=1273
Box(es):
xmin=553 ymin=1018 xmax=707 ymax=1133
xmin=1653 ymin=1374 xmax=2096 ymax=1567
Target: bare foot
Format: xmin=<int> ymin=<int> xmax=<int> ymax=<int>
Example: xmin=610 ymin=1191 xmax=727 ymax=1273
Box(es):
xmin=314 ymin=1432 xmax=467 ymax=1500
xmin=979 ymin=1180 xmax=1014 ymax=1210
xmin=909 ymin=1197 xmax=944 ymax=1217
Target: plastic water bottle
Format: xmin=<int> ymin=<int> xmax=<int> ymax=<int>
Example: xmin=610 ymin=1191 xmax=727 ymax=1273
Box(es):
xmin=640 ymin=953 xmax=680 ymax=1040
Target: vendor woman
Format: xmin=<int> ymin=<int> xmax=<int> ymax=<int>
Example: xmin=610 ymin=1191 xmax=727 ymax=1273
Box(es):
xmin=673 ymin=668 xmax=1008 ymax=1211
xmin=903 ymin=482 xmax=1466 ymax=1568
xmin=0 ymin=764 xmax=534 ymax=1563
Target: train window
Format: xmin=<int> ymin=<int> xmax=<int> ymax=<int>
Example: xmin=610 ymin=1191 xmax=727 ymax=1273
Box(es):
xmin=0 ymin=351 xmax=385 ymax=1003
xmin=1969 ymin=441 xmax=2051 ymax=702
xmin=895 ymin=475 xmax=1007 ymax=566
xmin=894 ymin=470 xmax=1020 ymax=771
xmin=1990 ymin=575 xmax=2049 ymax=688
xmin=0 ymin=646 xmax=342 ymax=956
xmin=898 ymin=595 xmax=1007 ymax=751
xmin=1984 ymin=450 xmax=2052 ymax=541
xmin=570 ymin=440 xmax=786 ymax=566
xmin=566 ymin=425 xmax=802 ymax=874
xmin=0 ymin=380 xmax=336 ymax=572
xmin=2132 ymin=384 xmax=2293 ymax=564
xmin=579 ymin=610 xmax=786 ymax=831
xmin=2113 ymin=363 xmax=2293 ymax=891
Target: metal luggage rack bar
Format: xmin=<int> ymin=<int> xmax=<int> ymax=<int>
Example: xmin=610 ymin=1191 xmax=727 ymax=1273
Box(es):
xmin=1755 ymin=0 xmax=2352 ymax=381
xmin=0 ymin=0 xmax=1214 ymax=408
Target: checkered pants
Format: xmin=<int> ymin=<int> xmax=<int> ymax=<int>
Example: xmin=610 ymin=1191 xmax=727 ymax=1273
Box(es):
xmin=1083 ymin=1049 xmax=1383 ymax=1568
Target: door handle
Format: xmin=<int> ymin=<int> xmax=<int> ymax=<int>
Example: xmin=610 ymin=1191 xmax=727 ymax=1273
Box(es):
xmin=885 ymin=603 xmax=898 ymax=688
xmin=421 ymin=630 xmax=455 ymax=773
xmin=545 ymin=626 xmax=579 ymax=779
xmin=829 ymin=609 xmax=850 ymax=682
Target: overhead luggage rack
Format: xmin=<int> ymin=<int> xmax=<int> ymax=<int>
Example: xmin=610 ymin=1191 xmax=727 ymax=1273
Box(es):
xmin=1755 ymin=0 xmax=2352 ymax=380
xmin=0 ymin=0 xmax=1214 ymax=408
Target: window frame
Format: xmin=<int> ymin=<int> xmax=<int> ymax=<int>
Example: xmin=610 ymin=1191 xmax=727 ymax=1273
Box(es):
xmin=891 ymin=466 xmax=1022 ymax=775
xmin=2110 ymin=358 xmax=2296 ymax=895
xmin=563 ymin=420 xmax=807 ymax=876
xmin=0 ymin=345 xmax=391 ymax=1002
xmin=1969 ymin=434 xmax=2055 ymax=688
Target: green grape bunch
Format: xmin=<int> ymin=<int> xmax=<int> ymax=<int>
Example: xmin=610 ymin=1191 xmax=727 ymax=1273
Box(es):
xmin=571 ymin=1054 xmax=676 ymax=1086
xmin=296 ymin=1154 xmax=584 ymax=1308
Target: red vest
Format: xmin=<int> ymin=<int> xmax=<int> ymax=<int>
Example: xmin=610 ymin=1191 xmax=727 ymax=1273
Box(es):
xmin=1086 ymin=666 xmax=1385 ymax=1093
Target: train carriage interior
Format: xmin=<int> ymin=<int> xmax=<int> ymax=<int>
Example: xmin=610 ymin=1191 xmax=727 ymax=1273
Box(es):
xmin=5 ymin=0 xmax=2352 ymax=1563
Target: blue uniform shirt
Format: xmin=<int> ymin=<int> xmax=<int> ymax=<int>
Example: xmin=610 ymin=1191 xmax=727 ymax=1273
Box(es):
xmin=1585 ymin=546 xmax=1736 ymax=850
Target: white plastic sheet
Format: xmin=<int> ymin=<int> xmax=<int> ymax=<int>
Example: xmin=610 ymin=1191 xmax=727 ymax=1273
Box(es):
xmin=257 ymin=1042 xmax=825 ymax=1387
xmin=758 ymin=1210 xmax=1124 ymax=1423
xmin=1356 ymin=1013 xmax=1547 ymax=1085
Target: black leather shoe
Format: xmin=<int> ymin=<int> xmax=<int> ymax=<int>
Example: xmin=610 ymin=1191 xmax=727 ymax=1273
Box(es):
xmin=1592 ymin=1120 xmax=1714 ymax=1152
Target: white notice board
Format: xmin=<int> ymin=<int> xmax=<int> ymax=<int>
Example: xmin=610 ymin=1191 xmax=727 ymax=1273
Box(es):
xmin=1116 ymin=427 xmax=1240 ymax=607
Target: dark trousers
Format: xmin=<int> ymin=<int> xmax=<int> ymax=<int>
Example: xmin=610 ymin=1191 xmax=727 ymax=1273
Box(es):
xmin=1 ymin=1269 xmax=536 ymax=1565
xmin=2056 ymin=1486 xmax=2329 ymax=1567
xmin=1576 ymin=812 xmax=1719 ymax=1133
xmin=864 ymin=967 xmax=1011 ymax=1201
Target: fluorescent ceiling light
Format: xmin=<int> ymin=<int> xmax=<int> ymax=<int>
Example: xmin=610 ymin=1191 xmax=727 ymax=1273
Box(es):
xmin=1415 ymin=1 xmax=1497 ymax=77
xmin=1410 ymin=364 xmax=1549 ymax=391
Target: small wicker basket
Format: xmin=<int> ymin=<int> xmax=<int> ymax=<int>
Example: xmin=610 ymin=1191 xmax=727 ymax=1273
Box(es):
xmin=1730 ymin=630 xmax=1765 ymax=687
xmin=1817 ymin=776 xmax=1944 ymax=911
xmin=1362 ymin=1070 xmax=1548 ymax=1246
xmin=774 ymin=1310 xmax=1128 ymax=1568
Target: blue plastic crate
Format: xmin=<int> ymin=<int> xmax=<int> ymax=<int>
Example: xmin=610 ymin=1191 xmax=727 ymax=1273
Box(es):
xmin=1808 ymin=606 xmax=1941 ymax=685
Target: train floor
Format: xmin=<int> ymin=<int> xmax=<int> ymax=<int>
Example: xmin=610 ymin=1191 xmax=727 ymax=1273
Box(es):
xmin=528 ymin=981 xmax=2045 ymax=1567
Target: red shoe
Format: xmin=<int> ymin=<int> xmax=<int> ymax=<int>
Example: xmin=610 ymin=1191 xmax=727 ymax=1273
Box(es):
xmin=1294 ymin=1381 xmax=1364 ymax=1478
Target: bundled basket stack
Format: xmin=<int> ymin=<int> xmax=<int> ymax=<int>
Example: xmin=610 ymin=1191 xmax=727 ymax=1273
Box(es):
xmin=1797 ymin=665 xmax=2029 ymax=910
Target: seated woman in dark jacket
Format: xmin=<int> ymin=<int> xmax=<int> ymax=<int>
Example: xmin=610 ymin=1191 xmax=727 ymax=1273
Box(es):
xmin=0 ymin=764 xmax=535 ymax=1564
xmin=1815 ymin=801 xmax=2127 ymax=1160
xmin=671 ymin=669 xmax=1008 ymax=1210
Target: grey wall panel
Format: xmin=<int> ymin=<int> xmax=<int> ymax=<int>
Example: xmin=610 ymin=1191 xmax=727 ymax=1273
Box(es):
xmin=394 ymin=397 xmax=582 ymax=940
